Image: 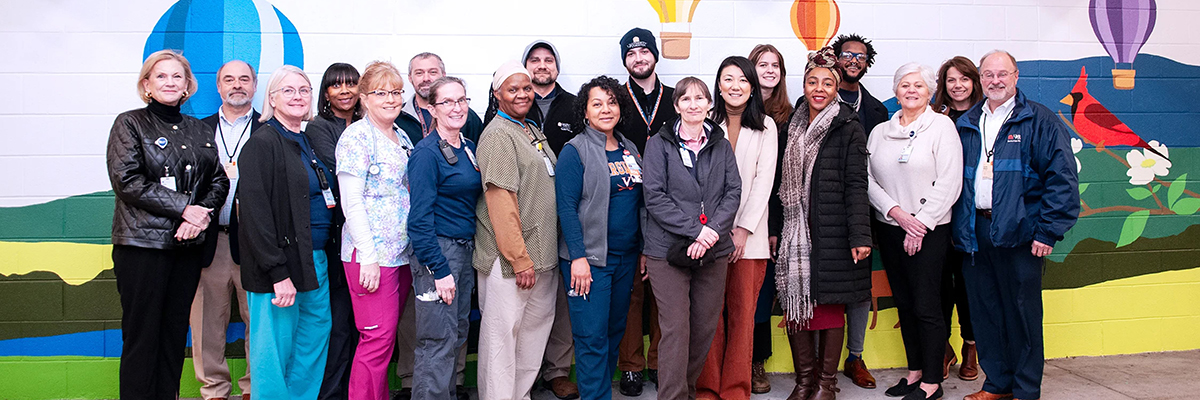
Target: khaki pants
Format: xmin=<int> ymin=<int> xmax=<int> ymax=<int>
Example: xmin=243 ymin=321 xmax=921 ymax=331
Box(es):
xmin=189 ymin=232 xmax=251 ymax=399
xmin=646 ymin=255 xmax=729 ymax=400
xmin=477 ymin=261 xmax=557 ymax=400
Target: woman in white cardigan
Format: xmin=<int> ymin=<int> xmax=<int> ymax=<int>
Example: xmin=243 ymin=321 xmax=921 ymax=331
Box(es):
xmin=867 ymin=62 xmax=963 ymax=400
xmin=695 ymin=55 xmax=778 ymax=400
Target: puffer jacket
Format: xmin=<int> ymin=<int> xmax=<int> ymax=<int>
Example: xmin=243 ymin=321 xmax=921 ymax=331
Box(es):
xmin=107 ymin=107 xmax=229 ymax=249
xmin=769 ymin=103 xmax=872 ymax=305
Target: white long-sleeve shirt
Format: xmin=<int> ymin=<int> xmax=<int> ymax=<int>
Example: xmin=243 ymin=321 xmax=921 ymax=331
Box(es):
xmin=866 ymin=106 xmax=964 ymax=228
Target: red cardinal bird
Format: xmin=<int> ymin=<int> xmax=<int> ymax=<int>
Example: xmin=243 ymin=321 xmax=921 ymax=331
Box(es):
xmin=1061 ymin=66 xmax=1168 ymax=160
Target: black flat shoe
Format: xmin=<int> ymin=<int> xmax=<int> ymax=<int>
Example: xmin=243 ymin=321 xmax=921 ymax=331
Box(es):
xmin=885 ymin=378 xmax=921 ymax=397
xmin=901 ymin=385 xmax=943 ymax=400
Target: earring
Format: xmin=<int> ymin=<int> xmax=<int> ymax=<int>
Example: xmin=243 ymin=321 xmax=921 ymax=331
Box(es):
xmin=182 ymin=91 xmax=189 ymax=98
xmin=145 ymin=91 xmax=153 ymax=99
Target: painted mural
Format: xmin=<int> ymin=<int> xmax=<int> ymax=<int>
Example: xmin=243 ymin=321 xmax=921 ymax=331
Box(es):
xmin=1 ymin=0 xmax=1198 ymax=398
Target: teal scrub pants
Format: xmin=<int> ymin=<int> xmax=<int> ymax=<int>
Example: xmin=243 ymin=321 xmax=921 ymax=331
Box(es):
xmin=248 ymin=250 xmax=332 ymax=400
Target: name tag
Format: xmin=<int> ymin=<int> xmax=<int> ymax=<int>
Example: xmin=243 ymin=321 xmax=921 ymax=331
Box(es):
xmin=322 ymin=188 xmax=337 ymax=208
xmin=679 ymin=147 xmax=694 ymax=168
xmin=543 ymin=155 xmax=556 ymax=177
xmin=898 ymin=145 xmax=913 ymax=163
xmin=980 ymin=161 xmax=994 ymax=181
xmin=223 ymin=161 xmax=239 ymax=179
xmin=623 ymin=152 xmax=643 ymax=183
xmin=159 ymin=176 xmax=177 ymax=191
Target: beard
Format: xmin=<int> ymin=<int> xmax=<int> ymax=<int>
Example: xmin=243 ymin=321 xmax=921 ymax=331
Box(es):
xmin=224 ymin=92 xmax=252 ymax=107
xmin=840 ymin=65 xmax=867 ymax=84
xmin=629 ymin=66 xmax=654 ymax=80
xmin=531 ymin=73 xmax=555 ymax=86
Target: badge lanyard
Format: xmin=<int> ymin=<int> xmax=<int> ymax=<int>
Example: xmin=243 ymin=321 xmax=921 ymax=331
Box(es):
xmin=898 ymin=130 xmax=916 ymax=163
xmin=980 ymin=107 xmax=1014 ymax=164
xmin=217 ymin=115 xmax=251 ymax=179
xmin=626 ymin=81 xmax=663 ymax=131
xmin=619 ymin=142 xmax=643 ymax=183
xmin=270 ymin=119 xmax=337 ymax=208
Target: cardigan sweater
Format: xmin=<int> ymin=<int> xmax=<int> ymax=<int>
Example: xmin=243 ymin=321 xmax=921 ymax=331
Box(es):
xmin=866 ymin=106 xmax=963 ymax=228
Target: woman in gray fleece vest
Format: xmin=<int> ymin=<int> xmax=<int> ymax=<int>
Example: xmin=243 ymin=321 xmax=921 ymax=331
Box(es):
xmin=641 ymin=77 xmax=742 ymax=400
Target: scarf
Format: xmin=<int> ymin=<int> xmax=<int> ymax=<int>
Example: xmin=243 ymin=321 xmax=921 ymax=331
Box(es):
xmin=776 ymin=99 xmax=839 ymax=331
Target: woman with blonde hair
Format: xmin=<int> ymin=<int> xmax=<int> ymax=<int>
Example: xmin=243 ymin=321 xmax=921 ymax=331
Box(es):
xmin=335 ymin=60 xmax=416 ymax=400
xmin=106 ymin=49 xmax=229 ymax=400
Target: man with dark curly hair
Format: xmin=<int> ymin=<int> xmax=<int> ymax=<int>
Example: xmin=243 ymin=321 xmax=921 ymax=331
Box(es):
xmin=829 ymin=32 xmax=889 ymax=391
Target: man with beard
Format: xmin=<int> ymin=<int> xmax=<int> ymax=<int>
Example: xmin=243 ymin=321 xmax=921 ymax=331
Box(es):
xmin=953 ymin=50 xmax=1077 ymax=400
xmin=396 ymin=52 xmax=485 ymax=145
xmin=829 ymin=33 xmax=889 ymax=391
xmin=392 ymin=53 xmax=480 ymax=400
xmin=614 ymin=27 xmax=674 ymax=397
xmin=193 ymin=59 xmax=264 ymax=400
xmin=515 ymin=40 xmax=583 ymax=400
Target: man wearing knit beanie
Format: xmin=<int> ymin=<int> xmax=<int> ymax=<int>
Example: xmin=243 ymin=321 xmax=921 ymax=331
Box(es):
xmin=615 ymin=26 xmax=676 ymax=398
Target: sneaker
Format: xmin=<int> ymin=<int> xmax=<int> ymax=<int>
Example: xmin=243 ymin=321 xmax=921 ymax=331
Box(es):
xmin=619 ymin=371 xmax=644 ymax=397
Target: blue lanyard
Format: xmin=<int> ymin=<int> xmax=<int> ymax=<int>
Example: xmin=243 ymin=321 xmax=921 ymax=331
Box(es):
xmin=497 ymin=110 xmax=540 ymax=130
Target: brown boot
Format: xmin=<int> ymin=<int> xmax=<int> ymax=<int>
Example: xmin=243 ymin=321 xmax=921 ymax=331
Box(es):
xmin=785 ymin=330 xmax=817 ymax=400
xmin=752 ymin=361 xmax=772 ymax=394
xmin=943 ymin=342 xmax=958 ymax=380
xmin=958 ymin=341 xmax=979 ymax=381
xmin=809 ymin=327 xmax=844 ymax=400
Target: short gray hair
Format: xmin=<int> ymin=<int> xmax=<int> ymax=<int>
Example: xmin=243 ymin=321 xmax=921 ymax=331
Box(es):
xmin=259 ymin=65 xmax=312 ymax=123
xmin=408 ymin=52 xmax=446 ymax=74
xmin=979 ymin=50 xmax=1019 ymax=72
xmin=892 ymin=62 xmax=938 ymax=95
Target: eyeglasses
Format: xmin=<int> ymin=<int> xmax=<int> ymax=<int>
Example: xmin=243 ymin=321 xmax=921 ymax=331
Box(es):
xmin=839 ymin=52 xmax=867 ymax=63
xmin=981 ymin=70 xmax=1015 ymax=80
xmin=433 ymin=98 xmax=471 ymax=108
xmin=367 ymin=89 xmax=405 ymax=98
xmin=273 ymin=86 xmax=312 ymax=98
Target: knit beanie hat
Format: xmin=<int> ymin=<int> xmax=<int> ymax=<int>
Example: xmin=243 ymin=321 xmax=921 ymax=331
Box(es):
xmin=522 ymin=40 xmax=560 ymax=72
xmin=492 ymin=60 xmax=531 ymax=91
xmin=620 ymin=27 xmax=659 ymax=62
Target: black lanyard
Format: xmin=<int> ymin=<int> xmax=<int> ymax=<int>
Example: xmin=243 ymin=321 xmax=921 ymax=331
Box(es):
xmin=980 ymin=107 xmax=1013 ymax=162
xmin=217 ymin=114 xmax=252 ymax=159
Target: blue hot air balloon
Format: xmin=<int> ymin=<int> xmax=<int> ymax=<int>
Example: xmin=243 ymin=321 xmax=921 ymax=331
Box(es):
xmin=144 ymin=0 xmax=305 ymax=116
xmin=1089 ymin=0 xmax=1156 ymax=90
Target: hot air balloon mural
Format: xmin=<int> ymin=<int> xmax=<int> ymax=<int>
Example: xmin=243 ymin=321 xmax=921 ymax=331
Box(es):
xmin=791 ymin=0 xmax=841 ymax=51
xmin=646 ymin=0 xmax=701 ymax=59
xmin=1089 ymin=0 xmax=1157 ymax=90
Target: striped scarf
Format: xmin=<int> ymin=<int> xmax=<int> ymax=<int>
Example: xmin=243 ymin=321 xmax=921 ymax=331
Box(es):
xmin=776 ymin=100 xmax=839 ymax=331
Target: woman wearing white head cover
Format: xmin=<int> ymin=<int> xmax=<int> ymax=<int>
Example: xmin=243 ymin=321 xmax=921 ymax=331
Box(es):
xmin=866 ymin=62 xmax=963 ymax=400
xmin=473 ymin=60 xmax=560 ymax=400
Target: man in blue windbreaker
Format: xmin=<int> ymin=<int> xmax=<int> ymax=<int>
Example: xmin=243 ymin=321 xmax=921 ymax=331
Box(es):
xmin=951 ymin=50 xmax=1080 ymax=400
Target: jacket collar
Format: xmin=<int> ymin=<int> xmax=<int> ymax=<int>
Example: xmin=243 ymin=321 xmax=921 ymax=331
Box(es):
xmin=658 ymin=116 xmax=725 ymax=148
xmin=960 ymin=89 xmax=1034 ymax=133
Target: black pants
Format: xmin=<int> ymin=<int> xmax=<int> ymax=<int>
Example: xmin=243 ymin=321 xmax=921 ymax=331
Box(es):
xmin=112 ymin=244 xmax=204 ymax=400
xmin=941 ymin=249 xmax=974 ymax=341
xmin=751 ymin=259 xmax=776 ymax=362
xmin=877 ymin=222 xmax=949 ymax=384
xmin=319 ymin=258 xmax=358 ymax=400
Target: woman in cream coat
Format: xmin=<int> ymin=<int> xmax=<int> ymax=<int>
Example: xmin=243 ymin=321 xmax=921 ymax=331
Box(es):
xmin=695 ymin=55 xmax=778 ymax=400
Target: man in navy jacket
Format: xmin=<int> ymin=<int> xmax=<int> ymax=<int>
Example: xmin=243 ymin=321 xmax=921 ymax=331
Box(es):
xmin=952 ymin=50 xmax=1079 ymax=400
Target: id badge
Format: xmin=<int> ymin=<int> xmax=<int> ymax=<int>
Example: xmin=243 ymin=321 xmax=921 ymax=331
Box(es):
xmin=980 ymin=161 xmax=994 ymax=180
xmin=159 ymin=176 xmax=177 ymax=191
xmin=322 ymin=188 xmax=337 ymax=208
xmin=223 ymin=161 xmax=239 ymax=179
xmin=623 ymin=153 xmax=643 ymax=183
xmin=680 ymin=147 xmax=694 ymax=168
xmin=898 ymin=145 xmax=913 ymax=163
xmin=543 ymin=155 xmax=556 ymax=177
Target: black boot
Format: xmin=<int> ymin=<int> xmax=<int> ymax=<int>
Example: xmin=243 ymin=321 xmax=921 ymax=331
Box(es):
xmin=810 ymin=327 xmax=845 ymax=400
xmin=786 ymin=330 xmax=817 ymax=400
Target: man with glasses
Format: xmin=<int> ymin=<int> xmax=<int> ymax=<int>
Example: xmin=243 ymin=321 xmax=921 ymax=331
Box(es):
xmin=828 ymin=33 xmax=889 ymax=391
xmin=953 ymin=50 xmax=1078 ymax=400
xmin=193 ymin=59 xmax=264 ymax=400
xmin=393 ymin=52 xmax=481 ymax=400
xmin=396 ymin=52 xmax=485 ymax=146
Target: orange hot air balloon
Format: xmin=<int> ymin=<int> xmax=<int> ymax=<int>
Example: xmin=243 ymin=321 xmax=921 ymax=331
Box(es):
xmin=791 ymin=0 xmax=841 ymax=51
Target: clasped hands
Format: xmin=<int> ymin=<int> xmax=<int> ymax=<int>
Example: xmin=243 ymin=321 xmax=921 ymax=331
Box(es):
xmin=175 ymin=205 xmax=212 ymax=241
xmin=687 ymin=225 xmax=720 ymax=260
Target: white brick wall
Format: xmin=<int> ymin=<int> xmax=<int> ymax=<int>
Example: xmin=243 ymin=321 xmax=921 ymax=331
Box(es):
xmin=1 ymin=0 xmax=1197 ymax=207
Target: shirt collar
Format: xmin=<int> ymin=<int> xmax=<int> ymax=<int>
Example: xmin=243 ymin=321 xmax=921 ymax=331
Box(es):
xmin=983 ymin=95 xmax=1016 ymax=119
xmin=675 ymin=120 xmax=709 ymax=150
xmin=219 ymin=106 xmax=254 ymax=125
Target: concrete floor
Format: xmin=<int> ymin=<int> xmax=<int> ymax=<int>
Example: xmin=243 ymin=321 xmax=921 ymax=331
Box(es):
xmin=525 ymin=350 xmax=1200 ymax=400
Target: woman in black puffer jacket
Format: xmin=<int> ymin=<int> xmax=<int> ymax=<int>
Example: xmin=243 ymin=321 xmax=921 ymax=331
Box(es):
xmin=769 ymin=47 xmax=872 ymax=400
xmin=106 ymin=49 xmax=228 ymax=400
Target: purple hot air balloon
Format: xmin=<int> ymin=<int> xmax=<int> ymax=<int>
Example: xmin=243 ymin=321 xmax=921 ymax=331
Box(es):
xmin=1089 ymin=0 xmax=1157 ymax=90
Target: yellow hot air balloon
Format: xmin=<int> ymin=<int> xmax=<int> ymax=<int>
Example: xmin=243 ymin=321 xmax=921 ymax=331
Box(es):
xmin=647 ymin=0 xmax=701 ymax=59
xmin=791 ymin=0 xmax=841 ymax=51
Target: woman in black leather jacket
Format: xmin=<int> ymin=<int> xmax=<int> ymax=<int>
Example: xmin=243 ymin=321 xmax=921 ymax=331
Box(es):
xmin=105 ymin=49 xmax=229 ymax=400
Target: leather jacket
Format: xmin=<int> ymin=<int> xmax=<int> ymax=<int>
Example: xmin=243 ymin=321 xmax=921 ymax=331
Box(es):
xmin=106 ymin=106 xmax=229 ymax=249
